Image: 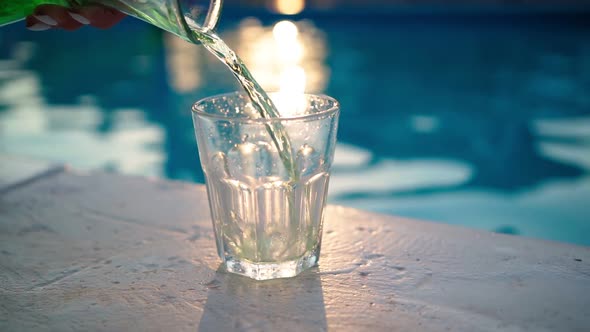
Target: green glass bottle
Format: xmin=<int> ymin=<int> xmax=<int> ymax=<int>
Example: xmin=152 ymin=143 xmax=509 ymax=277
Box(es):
xmin=0 ymin=0 xmax=72 ymax=26
xmin=0 ymin=0 xmax=223 ymax=44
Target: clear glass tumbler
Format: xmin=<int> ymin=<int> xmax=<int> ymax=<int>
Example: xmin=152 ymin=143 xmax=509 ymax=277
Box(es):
xmin=192 ymin=92 xmax=340 ymax=280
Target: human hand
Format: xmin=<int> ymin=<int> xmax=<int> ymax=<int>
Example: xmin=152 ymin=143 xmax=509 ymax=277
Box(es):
xmin=26 ymin=4 xmax=126 ymax=31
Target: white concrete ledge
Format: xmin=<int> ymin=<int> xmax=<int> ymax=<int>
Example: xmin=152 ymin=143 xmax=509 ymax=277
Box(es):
xmin=0 ymin=167 xmax=588 ymax=331
xmin=0 ymin=154 xmax=65 ymax=194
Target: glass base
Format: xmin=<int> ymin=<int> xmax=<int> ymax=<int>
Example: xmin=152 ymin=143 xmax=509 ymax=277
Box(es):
xmin=223 ymin=248 xmax=320 ymax=281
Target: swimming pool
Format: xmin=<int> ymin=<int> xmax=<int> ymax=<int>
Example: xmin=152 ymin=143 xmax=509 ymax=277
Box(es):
xmin=1 ymin=8 xmax=589 ymax=245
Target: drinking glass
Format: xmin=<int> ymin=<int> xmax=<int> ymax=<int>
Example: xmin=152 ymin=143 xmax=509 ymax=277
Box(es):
xmin=192 ymin=92 xmax=340 ymax=280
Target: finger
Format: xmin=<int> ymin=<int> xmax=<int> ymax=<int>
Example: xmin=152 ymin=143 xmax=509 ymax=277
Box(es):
xmin=77 ymin=5 xmax=126 ymax=29
xmin=33 ymin=4 xmax=84 ymax=31
xmin=25 ymin=16 xmax=51 ymax=31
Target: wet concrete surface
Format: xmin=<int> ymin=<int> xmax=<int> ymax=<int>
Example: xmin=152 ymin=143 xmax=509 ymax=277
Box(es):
xmin=1 ymin=160 xmax=589 ymax=331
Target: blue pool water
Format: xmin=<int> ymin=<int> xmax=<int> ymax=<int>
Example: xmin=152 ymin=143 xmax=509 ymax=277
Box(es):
xmin=1 ymin=9 xmax=589 ymax=245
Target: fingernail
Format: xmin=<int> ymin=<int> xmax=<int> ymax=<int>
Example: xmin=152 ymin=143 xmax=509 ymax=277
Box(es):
xmin=68 ymin=12 xmax=90 ymax=25
xmin=33 ymin=14 xmax=58 ymax=26
xmin=27 ymin=22 xmax=51 ymax=31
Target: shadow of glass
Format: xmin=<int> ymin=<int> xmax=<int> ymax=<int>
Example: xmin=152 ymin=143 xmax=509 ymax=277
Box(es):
xmin=198 ymin=265 xmax=326 ymax=331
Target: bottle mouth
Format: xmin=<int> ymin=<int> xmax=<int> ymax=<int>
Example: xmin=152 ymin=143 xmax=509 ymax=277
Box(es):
xmin=176 ymin=0 xmax=222 ymax=42
xmin=203 ymin=0 xmax=222 ymax=32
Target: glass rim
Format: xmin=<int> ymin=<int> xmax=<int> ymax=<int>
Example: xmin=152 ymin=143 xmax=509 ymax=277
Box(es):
xmin=191 ymin=91 xmax=340 ymax=123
